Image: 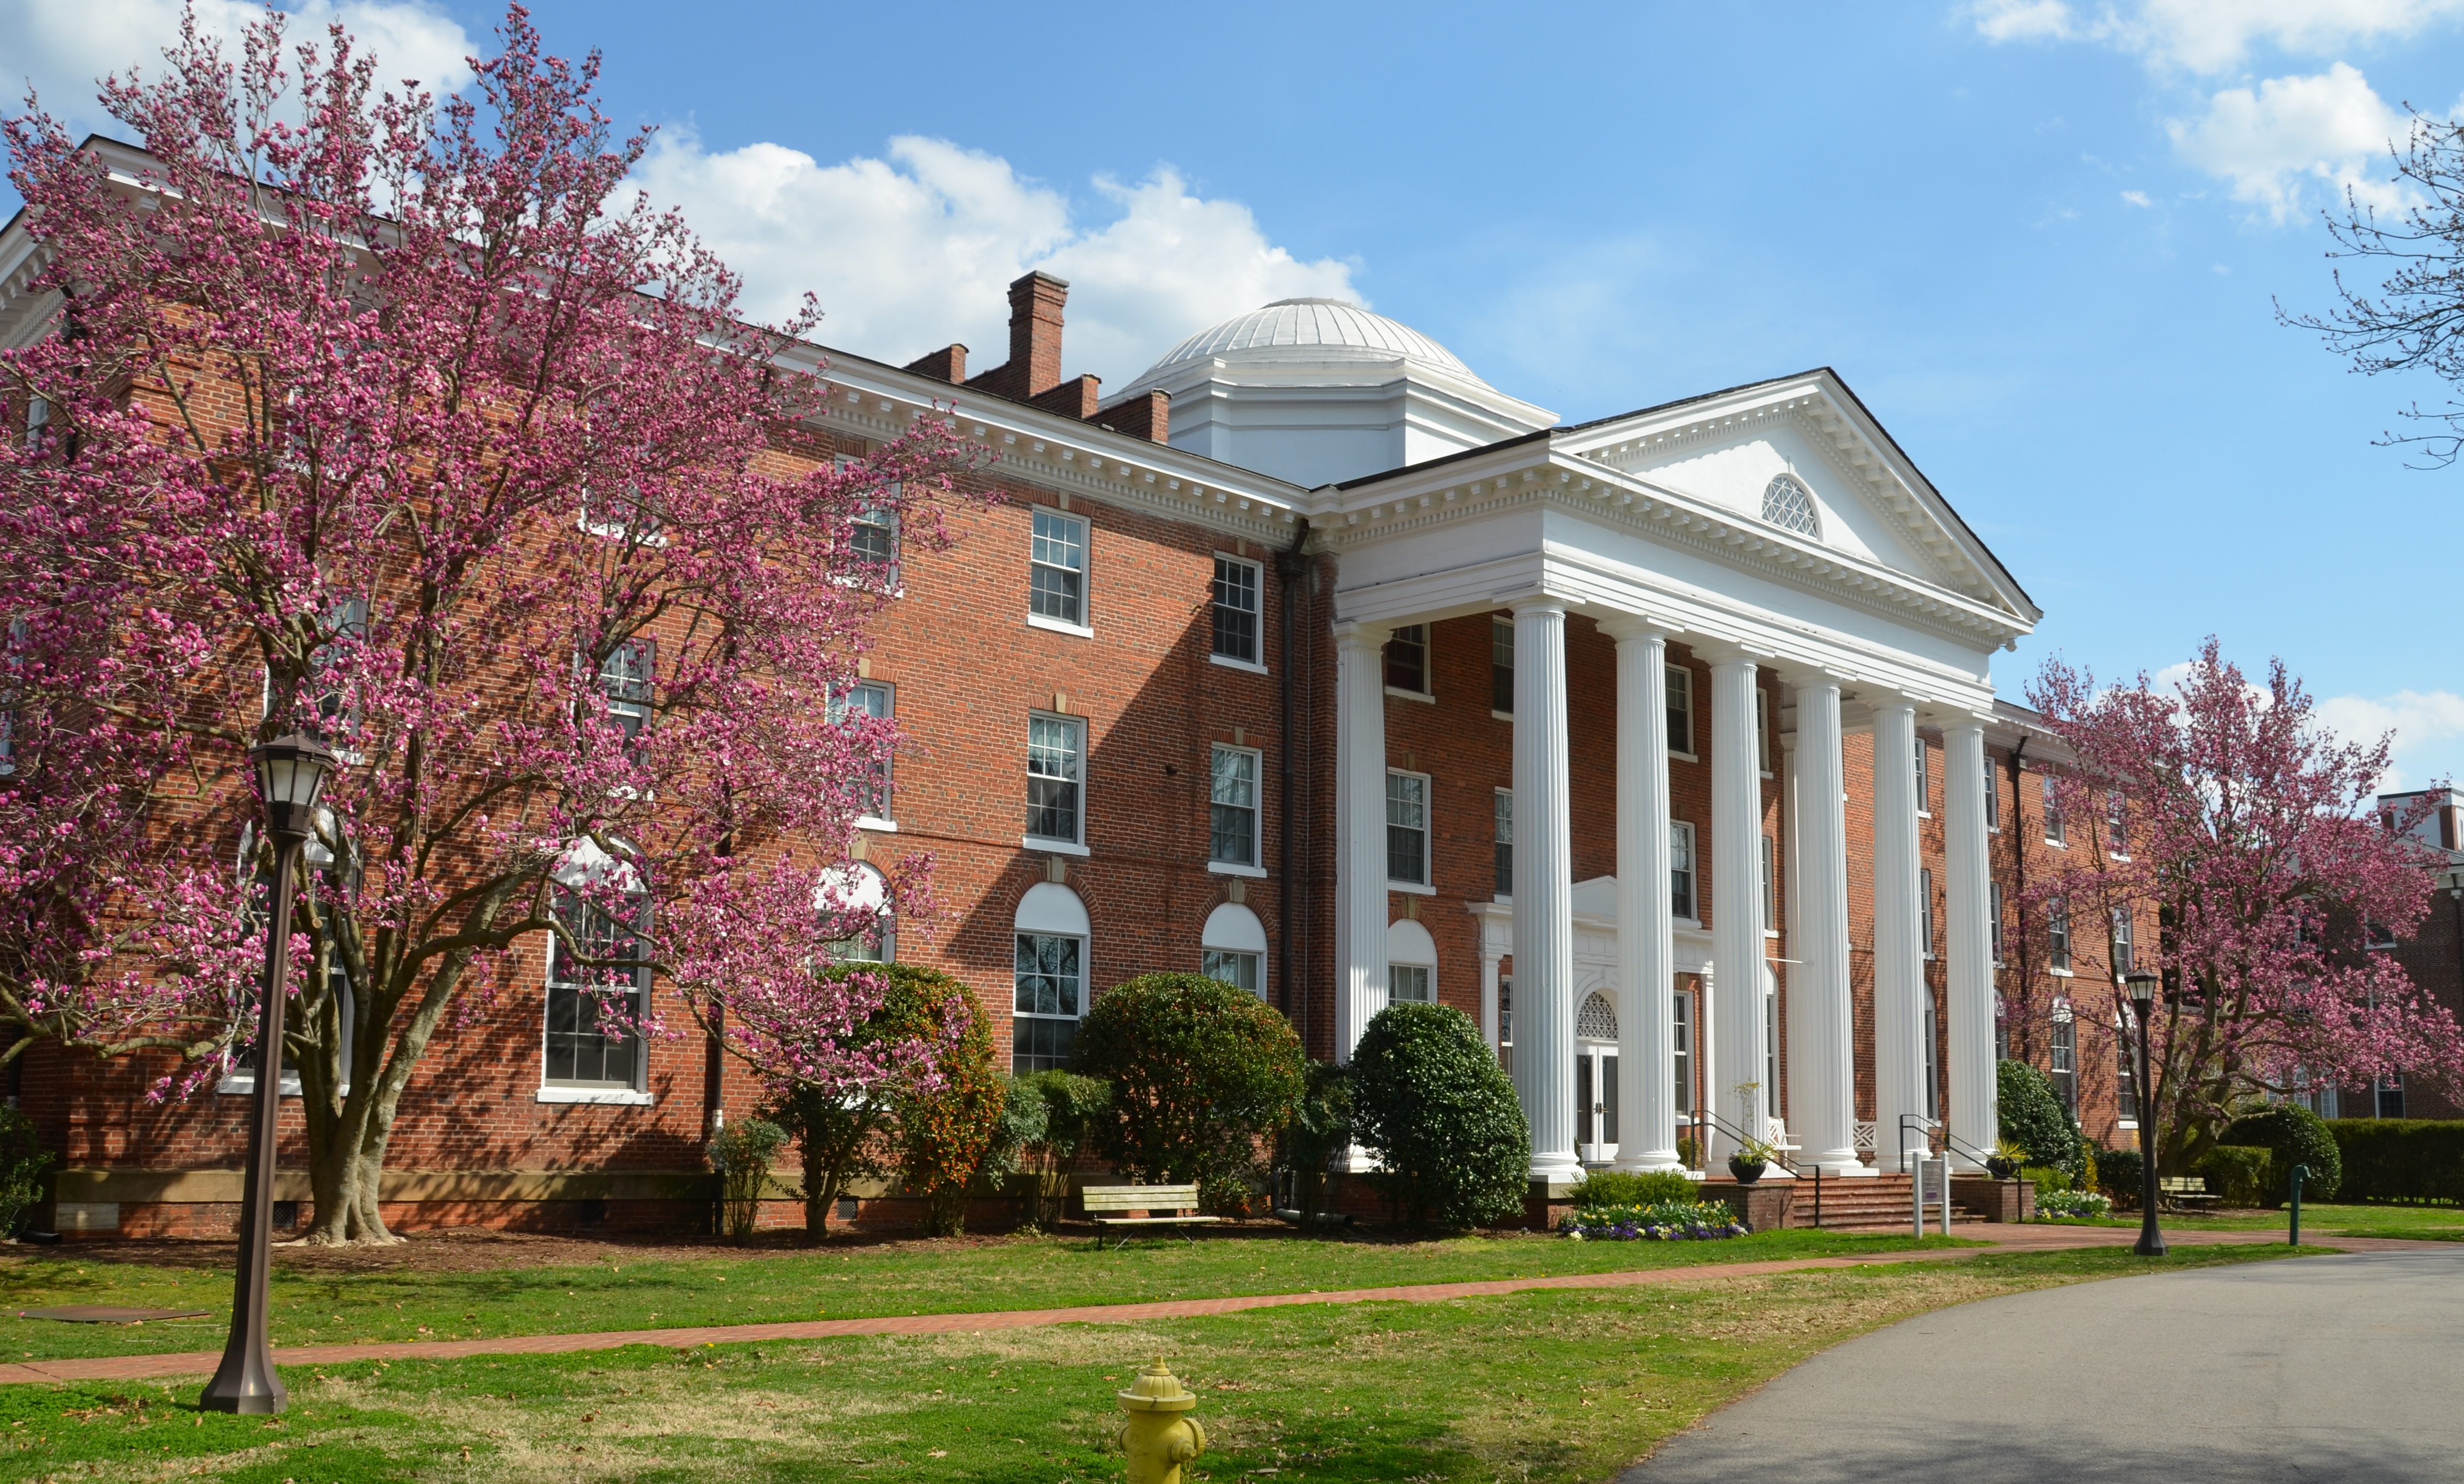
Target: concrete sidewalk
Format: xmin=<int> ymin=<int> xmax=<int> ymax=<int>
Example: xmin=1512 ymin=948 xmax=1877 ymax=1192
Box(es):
xmin=0 ymin=1225 xmax=2430 ymax=1387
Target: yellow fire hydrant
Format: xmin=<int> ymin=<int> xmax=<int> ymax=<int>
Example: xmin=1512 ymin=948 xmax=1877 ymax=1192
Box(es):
xmin=1115 ymin=1356 xmax=1207 ymax=1484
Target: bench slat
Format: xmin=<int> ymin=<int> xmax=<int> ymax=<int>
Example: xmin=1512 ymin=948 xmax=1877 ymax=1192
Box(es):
xmin=1093 ymin=1216 xmax=1225 ymax=1226
xmin=1082 ymin=1186 xmax=1202 ymax=1211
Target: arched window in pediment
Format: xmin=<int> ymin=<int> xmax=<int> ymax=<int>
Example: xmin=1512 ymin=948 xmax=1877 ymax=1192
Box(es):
xmin=1762 ymin=474 xmax=1820 ymax=537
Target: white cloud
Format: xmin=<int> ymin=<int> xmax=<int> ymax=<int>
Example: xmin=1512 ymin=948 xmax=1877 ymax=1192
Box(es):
xmin=630 ymin=131 xmax=1358 ymax=389
xmin=1966 ymin=0 xmax=2464 ymax=74
xmin=2316 ymin=690 xmax=2464 ymax=791
xmin=0 ymin=0 xmax=475 ymax=129
xmin=2120 ymin=188 xmax=2153 ymax=206
xmin=2167 ymin=63 xmax=2411 ymax=223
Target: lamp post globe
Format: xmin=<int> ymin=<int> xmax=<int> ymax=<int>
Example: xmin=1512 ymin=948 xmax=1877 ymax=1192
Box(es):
xmin=202 ymin=733 xmax=338 ymax=1415
xmin=2126 ymin=970 xmax=2165 ymax=1258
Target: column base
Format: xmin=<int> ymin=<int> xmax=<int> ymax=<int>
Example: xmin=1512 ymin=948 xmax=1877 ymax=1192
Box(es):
xmin=1529 ymin=1152 xmax=1584 ymax=1183
xmin=1610 ymin=1152 xmax=1689 ymax=1174
xmin=1799 ymin=1153 xmax=1878 ymax=1177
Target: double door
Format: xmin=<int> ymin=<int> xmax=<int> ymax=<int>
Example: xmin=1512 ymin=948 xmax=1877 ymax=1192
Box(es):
xmin=1575 ymin=1044 xmax=1619 ymax=1163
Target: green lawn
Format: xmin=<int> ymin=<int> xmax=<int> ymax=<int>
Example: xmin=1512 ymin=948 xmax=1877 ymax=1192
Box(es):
xmin=0 ymin=1228 xmax=1977 ymax=1361
xmin=0 ymin=1244 xmax=2312 ymax=1483
xmin=2042 ymin=1201 xmax=2464 ymax=1241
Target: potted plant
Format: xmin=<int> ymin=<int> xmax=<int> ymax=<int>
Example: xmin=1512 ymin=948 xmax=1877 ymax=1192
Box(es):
xmin=1987 ymin=1138 xmax=2027 ymax=1181
xmin=1728 ymin=1136 xmax=1777 ymax=1185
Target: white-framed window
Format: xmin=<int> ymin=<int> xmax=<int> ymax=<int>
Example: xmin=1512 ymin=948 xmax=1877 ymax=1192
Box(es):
xmin=1671 ymin=821 xmax=1698 ymax=921
xmin=1209 ymin=744 xmax=1260 ymax=868
xmin=1990 ymin=881 xmax=2006 ymax=965
xmin=2376 ymin=1073 xmax=2406 ymax=1119
xmin=829 ymin=680 xmax=894 ymax=824
xmin=544 ymin=855 xmax=649 ymax=1095
xmin=1756 ymin=689 xmax=1770 ymax=775
xmin=1386 ymin=769 xmax=1429 ymax=886
xmin=1493 ymin=787 xmax=1514 ymax=898
xmin=309 ymin=596 xmax=369 ymax=734
xmin=2107 ymin=789 xmax=2128 ymax=856
xmin=1384 ymin=624 xmax=1429 ymax=696
xmin=1920 ymin=867 xmax=1935 ymax=958
xmin=1986 ymin=765 xmax=2001 ymax=831
xmin=2050 ymin=998 xmax=2077 ymax=1113
xmin=2042 ymin=773 xmax=2065 ymax=845
xmin=1761 ymin=835 xmax=1777 ymax=934
xmin=0 ymin=617 xmax=25 ymax=777
xmin=1921 ymin=985 xmax=1940 ymax=1120
xmin=1202 ymin=901 xmax=1268 ymax=999
xmin=1014 ymin=882 xmax=1089 ymax=1074
xmin=1762 ymin=473 xmax=1820 ymax=536
xmin=1667 ymin=665 xmax=1694 ymax=755
xmin=1914 ymin=735 xmax=1930 ymax=816
xmin=2111 ymin=907 xmax=2133 ymax=974
xmin=2049 ymin=896 xmax=2072 ymax=972
xmin=1030 ymin=508 xmax=1087 ymax=628
xmin=818 ymin=862 xmax=895 ymax=963
xmin=1672 ymin=987 xmax=1694 ymax=1114
xmin=22 ymin=394 xmax=50 ymax=451
xmin=1027 ymin=713 xmax=1085 ymax=847
xmin=2116 ymin=1006 xmax=2139 ymax=1122
xmin=1491 ymin=617 xmax=1514 ymax=714
xmin=1386 ymin=918 xmax=1437 ymax=1007
xmin=1212 ymin=554 xmax=1262 ymax=666
xmin=1765 ymin=968 xmax=1780 ymax=1115
xmin=1498 ymin=975 xmax=1514 ymax=1074
xmin=849 ymin=506 xmax=900 ymax=590
xmin=590 ymin=637 xmax=655 ymax=765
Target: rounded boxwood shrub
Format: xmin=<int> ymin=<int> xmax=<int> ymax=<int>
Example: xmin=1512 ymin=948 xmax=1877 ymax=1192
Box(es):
xmin=2195 ymin=1144 xmax=2273 ymax=1208
xmin=1998 ymin=1058 xmax=2082 ymax=1173
xmin=2220 ymin=1104 xmax=2341 ymax=1204
xmin=1074 ymin=972 xmax=1307 ymax=1211
xmin=1349 ymin=1001 xmax=1530 ymax=1229
xmin=2094 ymin=1144 xmax=2144 ymax=1208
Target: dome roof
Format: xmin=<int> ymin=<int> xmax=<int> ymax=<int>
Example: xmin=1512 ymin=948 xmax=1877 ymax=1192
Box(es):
xmin=1123 ymin=298 xmax=1484 ymax=390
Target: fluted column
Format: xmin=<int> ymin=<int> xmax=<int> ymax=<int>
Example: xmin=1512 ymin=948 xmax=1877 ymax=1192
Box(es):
xmin=1708 ymin=655 xmax=1768 ymax=1167
xmin=1511 ymin=598 xmax=1579 ymax=1182
xmin=1332 ymin=621 xmax=1389 ymax=1065
xmin=1605 ymin=619 xmax=1682 ymax=1172
xmin=1788 ymin=678 xmax=1866 ymax=1174
xmin=1872 ymin=699 xmax=1927 ymax=1169
xmin=1945 ymin=721 xmax=1997 ymax=1171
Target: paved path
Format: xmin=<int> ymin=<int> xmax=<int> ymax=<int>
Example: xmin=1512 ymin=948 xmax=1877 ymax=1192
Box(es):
xmin=1621 ymin=1244 xmax=2464 ymax=1484
xmin=0 ymin=1226 xmax=2436 ymax=1387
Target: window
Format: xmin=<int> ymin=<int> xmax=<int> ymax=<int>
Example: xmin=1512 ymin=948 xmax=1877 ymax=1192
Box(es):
xmin=1920 ymin=867 xmax=1935 ymax=958
xmin=309 ymin=597 xmax=369 ymax=733
xmin=0 ymin=618 xmax=23 ymax=777
xmin=1667 ymin=665 xmax=1694 ymax=754
xmin=1760 ymin=835 xmax=1776 ymax=932
xmin=2048 ymin=896 xmax=2072 ymax=972
xmin=1756 ymin=689 xmax=1770 ymax=773
xmin=1986 ymin=767 xmax=2001 ymax=831
xmin=1386 ymin=919 xmax=1437 ymax=1007
xmin=592 ymin=638 xmax=654 ymax=765
xmin=829 ymin=681 xmax=894 ymax=821
xmin=2365 ymin=920 xmax=2399 ymax=950
xmin=1498 ymin=976 xmax=1513 ymax=1074
xmin=1761 ymin=473 xmax=1819 ymax=536
xmin=1026 ymin=714 xmax=1084 ymax=845
xmin=1385 ymin=624 xmax=1428 ymax=695
xmin=1030 ymin=509 xmax=1087 ymax=626
xmin=2107 ymin=789 xmax=2128 ymax=855
xmin=1014 ymin=935 xmax=1082 ymax=1073
xmin=1202 ymin=948 xmax=1261 ymax=995
xmin=1671 ymin=821 xmax=1697 ymax=920
xmin=1389 ymin=964 xmax=1432 ymax=1003
xmin=1577 ymin=991 xmax=1619 ymax=1041
xmin=2376 ymin=1072 xmax=2405 ymax=1119
xmin=1914 ymin=736 xmax=1930 ymax=814
xmin=1765 ymin=974 xmax=1780 ymax=1116
xmin=22 ymin=394 xmax=50 ymax=451
xmin=2042 ymin=774 xmax=2065 ymax=845
xmin=2116 ymin=1007 xmax=2139 ymax=1122
xmin=1491 ymin=617 xmax=1514 ymax=713
xmin=2050 ymin=999 xmax=2077 ymax=1113
xmin=1386 ymin=770 xmax=1429 ymax=885
xmin=818 ymin=863 xmax=894 ymax=964
xmin=1921 ymin=987 xmax=1940 ymax=1119
xmin=545 ymin=884 xmax=648 ymax=1091
xmin=1672 ymin=989 xmax=1694 ymax=1114
xmin=1202 ymin=901 xmax=1269 ymax=999
xmin=849 ymin=507 xmax=900 ymax=589
xmin=1492 ymin=788 xmax=1514 ymax=897
xmin=1990 ymin=882 xmax=2006 ymax=964
xmin=1209 ymin=745 xmax=1260 ymax=867
xmin=2112 ymin=907 xmax=2134 ymax=974
xmin=1212 ymin=555 xmax=1261 ymax=665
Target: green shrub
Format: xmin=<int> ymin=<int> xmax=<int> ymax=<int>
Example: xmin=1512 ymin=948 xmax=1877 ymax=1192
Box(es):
xmin=2019 ymin=1163 xmax=2071 ymax=1193
xmin=2196 ymin=1144 xmax=2273 ymax=1208
xmin=1350 ymin=1001 xmax=1531 ymax=1229
xmin=1075 ymin=972 xmax=1306 ymax=1212
xmin=1998 ymin=1059 xmax=2083 ymax=1176
xmin=708 ymin=1117 xmax=790 ymax=1243
xmin=1274 ymin=1062 xmax=1353 ymax=1226
xmin=2220 ymin=1105 xmax=2341 ymax=1204
xmin=2094 ymin=1145 xmax=2144 ymax=1209
xmin=0 ymin=1109 xmax=53 ymax=1237
xmin=895 ymin=974 xmax=1005 ymax=1238
xmin=993 ymin=1071 xmax=1112 ymax=1229
xmin=1569 ymin=1169 xmax=1696 ymax=1207
xmin=2328 ymin=1119 xmax=2464 ymax=1205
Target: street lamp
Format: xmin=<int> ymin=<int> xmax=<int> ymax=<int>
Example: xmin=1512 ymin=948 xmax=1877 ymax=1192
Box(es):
xmin=202 ymin=733 xmax=336 ymax=1415
xmin=2126 ymin=970 xmax=2166 ymax=1258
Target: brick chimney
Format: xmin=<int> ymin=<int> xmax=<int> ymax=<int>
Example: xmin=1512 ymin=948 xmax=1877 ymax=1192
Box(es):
xmin=965 ymin=272 xmax=1069 ymax=402
xmin=903 ymin=344 xmax=966 ymax=383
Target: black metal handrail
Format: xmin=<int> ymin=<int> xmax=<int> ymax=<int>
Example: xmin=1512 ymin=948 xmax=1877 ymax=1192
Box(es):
xmin=1690 ymin=1108 xmax=1825 ymax=1229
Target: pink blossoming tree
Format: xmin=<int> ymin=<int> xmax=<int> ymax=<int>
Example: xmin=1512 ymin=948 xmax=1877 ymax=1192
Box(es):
xmin=0 ymin=5 xmax=979 ymax=1243
xmin=2022 ymin=639 xmax=2461 ymax=1171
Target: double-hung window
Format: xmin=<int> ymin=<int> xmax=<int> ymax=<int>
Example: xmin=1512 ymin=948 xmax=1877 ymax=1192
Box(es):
xmin=1491 ymin=617 xmax=1514 ymax=713
xmin=1985 ymin=768 xmax=2001 ymax=831
xmin=1209 ymin=745 xmax=1260 ymax=868
xmin=1385 ymin=624 xmax=1428 ymax=695
xmin=592 ymin=638 xmax=655 ymax=767
xmin=1493 ymin=788 xmax=1514 ymax=898
xmin=1026 ymin=714 xmax=1084 ymax=847
xmin=830 ymin=681 xmax=894 ymax=823
xmin=1990 ymin=881 xmax=2006 ymax=964
xmin=2107 ymin=789 xmax=2128 ymax=856
xmin=2111 ymin=907 xmax=2133 ymax=974
xmin=2042 ymin=774 xmax=2065 ymax=845
xmin=1914 ymin=735 xmax=1930 ymax=814
xmin=1013 ymin=933 xmax=1082 ymax=1074
xmin=2116 ymin=1007 xmax=2139 ymax=1122
xmin=1920 ymin=867 xmax=1935 ymax=958
xmin=1756 ymin=690 xmax=1770 ymax=774
xmin=1761 ymin=836 xmax=1777 ymax=933
xmin=1030 ymin=509 xmax=1087 ymax=628
xmin=1202 ymin=945 xmax=1262 ymax=996
xmin=1667 ymin=665 xmax=1694 ymax=754
xmin=1671 ymin=821 xmax=1697 ymax=920
xmin=0 ymin=618 xmax=23 ymax=776
xmin=2050 ymin=999 xmax=2077 ymax=1112
xmin=850 ymin=507 xmax=900 ymax=589
xmin=2048 ymin=896 xmax=2072 ymax=972
xmin=1386 ymin=770 xmax=1429 ymax=886
xmin=311 ymin=597 xmax=369 ymax=735
xmin=545 ymin=884 xmax=648 ymax=1092
xmin=1212 ymin=555 xmax=1261 ymax=666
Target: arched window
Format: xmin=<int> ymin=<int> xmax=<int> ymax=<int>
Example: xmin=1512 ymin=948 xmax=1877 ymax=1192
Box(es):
xmin=815 ymin=863 xmax=894 ymax=964
xmin=1201 ymin=902 xmax=1268 ymax=998
xmin=544 ymin=837 xmax=649 ymax=1098
xmin=1576 ymin=991 xmax=1618 ymax=1041
xmin=1014 ymin=882 xmax=1090 ymax=1074
xmin=1386 ymin=918 xmax=1437 ymax=1007
xmin=1761 ymin=474 xmax=1820 ymax=537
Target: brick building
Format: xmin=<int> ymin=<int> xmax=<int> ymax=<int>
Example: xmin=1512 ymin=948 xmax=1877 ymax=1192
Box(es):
xmin=3 ymin=148 xmax=2147 ymax=1234
xmin=2342 ymin=788 xmax=2464 ymax=1121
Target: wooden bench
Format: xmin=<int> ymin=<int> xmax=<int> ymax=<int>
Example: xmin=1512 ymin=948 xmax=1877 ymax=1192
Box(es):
xmin=2159 ymin=1176 xmax=2218 ymax=1210
xmin=1080 ymin=1184 xmax=1221 ymax=1248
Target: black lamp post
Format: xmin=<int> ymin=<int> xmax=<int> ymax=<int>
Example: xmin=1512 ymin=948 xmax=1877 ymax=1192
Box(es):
xmin=2126 ymin=970 xmax=2166 ymax=1258
xmin=201 ymin=733 xmax=336 ymax=1415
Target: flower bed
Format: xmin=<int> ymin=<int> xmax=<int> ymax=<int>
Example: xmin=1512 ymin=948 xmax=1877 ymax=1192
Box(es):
xmin=2035 ymin=1189 xmax=2113 ymax=1220
xmin=1560 ymin=1199 xmax=1750 ymax=1241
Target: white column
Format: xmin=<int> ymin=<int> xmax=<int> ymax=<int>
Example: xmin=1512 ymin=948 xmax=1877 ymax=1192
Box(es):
xmin=1945 ymin=721 xmax=1997 ymax=1171
xmin=1872 ymin=699 xmax=1927 ymax=1170
xmin=1789 ymin=678 xmax=1866 ymax=1175
xmin=1511 ymin=597 xmax=1580 ymax=1183
xmin=1332 ymin=621 xmax=1389 ymax=1065
xmin=1605 ymin=619 xmax=1682 ymax=1172
xmin=1708 ymin=655 xmax=1768 ymax=1167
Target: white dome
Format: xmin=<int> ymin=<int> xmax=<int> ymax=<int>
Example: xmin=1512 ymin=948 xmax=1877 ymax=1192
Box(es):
xmin=1122 ymin=298 xmax=1484 ymax=392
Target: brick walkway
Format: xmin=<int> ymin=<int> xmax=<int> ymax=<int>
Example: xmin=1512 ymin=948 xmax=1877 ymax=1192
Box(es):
xmin=1 ymin=1225 xmax=2434 ymax=1387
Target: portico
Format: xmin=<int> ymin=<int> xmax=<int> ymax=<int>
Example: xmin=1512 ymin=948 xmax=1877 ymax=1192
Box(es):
xmin=1316 ymin=371 xmax=2038 ymax=1182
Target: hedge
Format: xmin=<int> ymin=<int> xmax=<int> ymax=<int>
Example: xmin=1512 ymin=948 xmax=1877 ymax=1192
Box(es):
xmin=2327 ymin=1119 xmax=2464 ymax=1206
xmin=1349 ymin=1001 xmax=1530 ymax=1228
xmin=2219 ymin=1105 xmax=2341 ymax=1204
xmin=2193 ymin=1145 xmax=2272 ymax=1208
xmin=2094 ymin=1145 xmax=2143 ymax=1209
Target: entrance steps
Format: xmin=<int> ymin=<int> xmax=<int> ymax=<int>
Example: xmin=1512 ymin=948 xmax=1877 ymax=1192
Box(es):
xmin=1782 ymin=1171 xmax=1984 ymax=1230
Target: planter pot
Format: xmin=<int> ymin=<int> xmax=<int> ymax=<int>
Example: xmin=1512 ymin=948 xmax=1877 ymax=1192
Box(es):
xmin=1986 ymin=1158 xmax=2021 ymax=1180
xmin=1727 ymin=1157 xmax=1767 ymax=1185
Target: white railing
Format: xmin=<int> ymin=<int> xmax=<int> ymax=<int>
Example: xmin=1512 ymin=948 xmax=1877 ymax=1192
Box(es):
xmin=1853 ymin=1120 xmax=1878 ymax=1153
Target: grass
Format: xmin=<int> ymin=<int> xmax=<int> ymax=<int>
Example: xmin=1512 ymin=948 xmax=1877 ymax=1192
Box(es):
xmin=2042 ymin=1200 xmax=2464 ymax=1241
xmin=0 ymin=1228 xmax=1978 ymax=1362
xmin=0 ymin=1243 xmax=2316 ymax=1483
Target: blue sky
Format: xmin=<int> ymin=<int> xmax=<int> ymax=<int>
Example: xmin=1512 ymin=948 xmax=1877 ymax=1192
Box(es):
xmin=7 ymin=0 xmax=2459 ymax=788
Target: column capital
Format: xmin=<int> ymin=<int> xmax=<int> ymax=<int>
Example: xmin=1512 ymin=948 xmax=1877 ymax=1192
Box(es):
xmin=1506 ymin=593 xmax=1571 ymax=620
xmin=1329 ymin=618 xmax=1392 ymax=650
xmin=1596 ymin=612 xmax=1677 ymax=644
xmin=1778 ymin=666 xmax=1845 ymax=695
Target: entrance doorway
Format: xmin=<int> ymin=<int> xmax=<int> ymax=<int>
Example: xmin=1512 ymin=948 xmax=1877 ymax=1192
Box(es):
xmin=1575 ymin=990 xmax=1619 ymax=1164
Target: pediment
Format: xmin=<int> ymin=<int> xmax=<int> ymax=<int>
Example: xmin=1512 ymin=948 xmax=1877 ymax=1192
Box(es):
xmin=1557 ymin=371 xmax=2036 ymax=624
